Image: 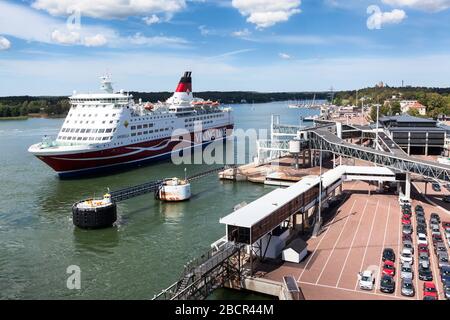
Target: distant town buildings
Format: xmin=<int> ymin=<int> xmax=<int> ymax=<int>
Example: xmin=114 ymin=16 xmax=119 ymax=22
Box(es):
xmin=400 ymin=100 xmax=427 ymax=116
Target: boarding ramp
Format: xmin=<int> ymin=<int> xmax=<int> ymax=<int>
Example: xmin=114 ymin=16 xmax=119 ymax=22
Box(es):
xmin=309 ymin=128 xmax=450 ymax=182
xmin=153 ymin=242 xmax=245 ymax=300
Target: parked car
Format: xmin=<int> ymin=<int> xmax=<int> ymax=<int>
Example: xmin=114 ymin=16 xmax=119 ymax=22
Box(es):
xmin=430 ymin=216 xmax=439 ymax=224
xmin=432 ymin=234 xmax=443 ymax=245
xmin=358 ymin=270 xmax=375 ymax=291
xmin=380 ymin=275 xmax=395 ymax=294
xmin=443 ymin=280 xmax=450 ymax=300
xmin=431 ymin=213 xmax=441 ymax=223
xmin=403 ymin=241 xmax=414 ymax=253
xmin=418 ymin=244 xmax=429 ymax=255
xmin=431 ymin=226 xmax=441 ymax=237
xmin=402 ymin=205 xmax=412 ymax=213
xmin=417 ymin=233 xmax=428 ymax=245
xmin=383 ymin=260 xmax=396 ymax=276
xmin=419 ymin=252 xmax=430 ymax=264
xmin=401 ymin=278 xmax=415 ymax=297
xmin=432 ymin=183 xmax=441 ymax=192
xmin=442 ymin=221 xmax=450 ymax=230
xmin=403 ymin=234 xmax=412 ymax=242
xmin=419 ymin=262 xmax=433 ymax=281
xmin=438 ymin=255 xmax=450 ymax=268
xmin=423 ymin=282 xmax=438 ymax=300
xmin=403 ymin=224 xmax=413 ymax=235
xmin=415 ymin=205 xmax=424 ymax=213
xmin=440 ymin=265 xmax=450 ymax=283
xmin=399 ymin=197 xmax=411 ymax=207
xmin=416 ymin=210 xmax=425 ymax=217
xmin=435 ymin=243 xmax=447 ymax=255
xmin=401 ymin=263 xmax=413 ymax=280
xmin=417 ymin=225 xmax=427 ymax=236
xmin=382 ymin=248 xmax=395 ymax=262
xmin=402 ymin=217 xmax=412 ymax=225
xmin=416 ymin=216 xmax=426 ymax=225
xmin=400 ymin=248 xmax=414 ymax=265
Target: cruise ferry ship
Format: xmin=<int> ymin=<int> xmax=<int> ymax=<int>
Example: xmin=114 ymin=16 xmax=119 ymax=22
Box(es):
xmin=28 ymin=72 xmax=234 ymax=177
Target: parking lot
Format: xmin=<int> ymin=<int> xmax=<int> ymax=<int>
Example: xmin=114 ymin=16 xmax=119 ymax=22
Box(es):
xmin=263 ymin=180 xmax=450 ymax=300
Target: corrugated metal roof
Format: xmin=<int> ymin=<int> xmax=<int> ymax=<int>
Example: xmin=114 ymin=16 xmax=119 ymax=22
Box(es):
xmin=379 ymin=115 xmax=436 ymax=123
xmin=219 ymin=166 xmax=395 ymax=228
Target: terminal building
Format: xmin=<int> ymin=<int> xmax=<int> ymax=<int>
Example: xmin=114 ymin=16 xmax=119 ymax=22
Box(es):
xmin=378 ymin=115 xmax=446 ymax=156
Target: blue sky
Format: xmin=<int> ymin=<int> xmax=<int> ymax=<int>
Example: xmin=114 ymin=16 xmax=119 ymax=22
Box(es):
xmin=1 ymin=0 xmax=450 ymax=95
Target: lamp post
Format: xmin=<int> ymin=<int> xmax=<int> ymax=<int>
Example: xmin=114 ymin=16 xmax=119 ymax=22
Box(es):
xmin=318 ymin=138 xmax=323 ymax=229
xmin=375 ymin=104 xmax=380 ymax=150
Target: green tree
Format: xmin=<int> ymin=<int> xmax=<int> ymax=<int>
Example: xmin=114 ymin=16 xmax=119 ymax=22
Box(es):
xmin=390 ymin=102 xmax=401 ymax=115
xmin=408 ymin=108 xmax=420 ymax=117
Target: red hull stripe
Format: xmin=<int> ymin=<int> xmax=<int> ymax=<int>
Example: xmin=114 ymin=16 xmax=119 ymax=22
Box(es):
xmin=36 ymin=125 xmax=233 ymax=173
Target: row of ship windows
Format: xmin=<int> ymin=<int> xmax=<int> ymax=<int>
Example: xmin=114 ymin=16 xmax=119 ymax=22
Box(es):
xmin=71 ymin=99 xmax=128 ymax=103
xmin=69 ymin=113 xmax=117 ymax=118
xmin=184 ymin=114 xmax=223 ymax=122
xmin=185 ymin=121 xmax=213 ymax=127
xmin=130 ymin=128 xmax=171 ymax=136
xmin=130 ymin=115 xmax=172 ymax=121
xmin=130 ymin=124 xmax=154 ymax=130
xmin=66 ymin=120 xmax=119 ymax=125
xmin=61 ymin=128 xmax=117 ymax=134
xmin=58 ymin=136 xmax=112 ymax=141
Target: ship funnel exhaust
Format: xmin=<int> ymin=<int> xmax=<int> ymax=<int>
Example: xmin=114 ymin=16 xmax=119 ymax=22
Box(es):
xmin=175 ymin=71 xmax=192 ymax=93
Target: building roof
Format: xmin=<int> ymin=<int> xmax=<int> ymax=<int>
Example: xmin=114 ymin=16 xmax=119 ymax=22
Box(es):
xmin=389 ymin=127 xmax=445 ymax=132
xmin=285 ymin=238 xmax=308 ymax=253
xmin=409 ymin=102 xmax=426 ymax=109
xmin=379 ymin=115 xmax=435 ymax=123
xmin=220 ymin=166 xmax=395 ymax=229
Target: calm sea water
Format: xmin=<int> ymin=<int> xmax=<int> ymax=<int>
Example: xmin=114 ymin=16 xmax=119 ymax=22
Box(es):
xmin=0 ymin=102 xmax=318 ymax=299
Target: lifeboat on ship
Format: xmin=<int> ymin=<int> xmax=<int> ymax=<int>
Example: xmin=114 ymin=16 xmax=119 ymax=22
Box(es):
xmin=144 ymin=103 xmax=154 ymax=111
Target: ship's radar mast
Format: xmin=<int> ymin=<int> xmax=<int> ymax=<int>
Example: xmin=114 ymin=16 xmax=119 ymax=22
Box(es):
xmin=100 ymin=75 xmax=114 ymax=93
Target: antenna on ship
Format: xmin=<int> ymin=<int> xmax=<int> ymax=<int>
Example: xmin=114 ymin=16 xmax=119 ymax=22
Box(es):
xmin=100 ymin=74 xmax=114 ymax=93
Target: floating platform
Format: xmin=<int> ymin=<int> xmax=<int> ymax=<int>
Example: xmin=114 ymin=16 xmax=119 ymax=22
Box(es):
xmin=72 ymin=194 xmax=117 ymax=229
xmin=157 ymin=177 xmax=191 ymax=202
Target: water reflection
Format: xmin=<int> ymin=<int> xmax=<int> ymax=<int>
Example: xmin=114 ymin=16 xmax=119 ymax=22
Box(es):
xmin=72 ymin=226 xmax=120 ymax=254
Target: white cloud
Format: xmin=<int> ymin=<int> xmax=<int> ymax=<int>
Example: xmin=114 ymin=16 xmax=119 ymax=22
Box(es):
xmin=231 ymin=29 xmax=252 ymax=37
xmin=84 ymin=34 xmax=108 ymax=47
xmin=127 ymin=33 xmax=188 ymax=47
xmin=382 ymin=0 xmax=450 ymax=12
xmin=0 ymin=2 xmax=187 ymax=48
xmin=51 ymin=29 xmax=80 ymax=44
xmin=32 ymin=0 xmax=186 ymax=19
xmin=231 ymin=0 xmax=301 ymax=28
xmin=199 ymin=25 xmax=213 ymax=36
xmin=143 ymin=14 xmax=161 ymax=25
xmin=367 ymin=6 xmax=407 ymax=29
xmin=0 ymin=36 xmax=11 ymax=50
xmin=279 ymin=53 xmax=291 ymax=59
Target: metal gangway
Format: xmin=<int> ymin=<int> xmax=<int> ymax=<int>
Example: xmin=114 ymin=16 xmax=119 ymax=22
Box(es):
xmin=153 ymin=242 xmax=246 ymax=300
xmin=109 ymin=166 xmax=235 ymax=202
xmin=377 ymin=131 xmax=407 ymax=156
xmin=310 ymin=128 xmax=450 ymax=182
